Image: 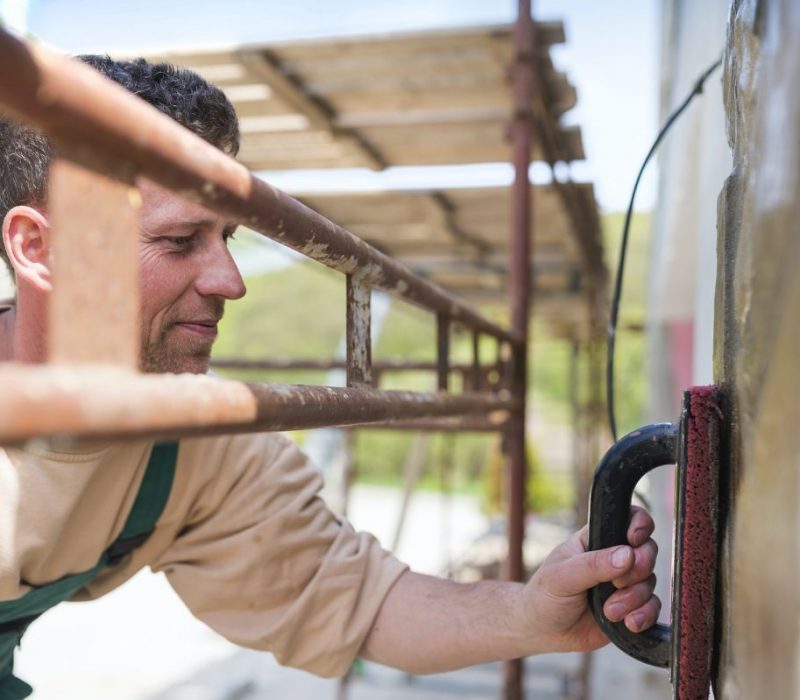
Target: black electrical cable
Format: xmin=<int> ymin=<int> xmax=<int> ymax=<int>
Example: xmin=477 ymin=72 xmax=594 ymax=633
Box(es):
xmin=607 ymin=56 xmax=723 ymax=442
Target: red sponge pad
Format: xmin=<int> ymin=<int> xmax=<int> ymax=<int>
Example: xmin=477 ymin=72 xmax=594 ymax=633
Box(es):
xmin=674 ymin=386 xmax=721 ymax=700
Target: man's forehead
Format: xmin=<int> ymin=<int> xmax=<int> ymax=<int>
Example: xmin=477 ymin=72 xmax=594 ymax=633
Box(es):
xmin=137 ymin=177 xmax=234 ymax=231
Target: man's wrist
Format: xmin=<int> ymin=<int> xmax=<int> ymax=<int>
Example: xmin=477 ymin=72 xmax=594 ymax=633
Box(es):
xmin=501 ymin=579 xmax=548 ymax=658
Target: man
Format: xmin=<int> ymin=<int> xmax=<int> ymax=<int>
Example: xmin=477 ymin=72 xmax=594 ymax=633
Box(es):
xmin=0 ymin=56 xmax=659 ymax=694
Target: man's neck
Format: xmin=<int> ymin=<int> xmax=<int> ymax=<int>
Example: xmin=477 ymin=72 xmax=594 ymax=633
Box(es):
xmin=0 ymin=301 xmax=16 ymax=362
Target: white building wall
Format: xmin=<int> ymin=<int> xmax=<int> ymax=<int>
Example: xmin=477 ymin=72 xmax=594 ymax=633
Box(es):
xmin=650 ymin=0 xmax=731 ymax=396
xmin=641 ymin=0 xmax=731 ymax=693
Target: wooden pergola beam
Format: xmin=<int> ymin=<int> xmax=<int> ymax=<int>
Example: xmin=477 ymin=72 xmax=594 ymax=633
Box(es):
xmin=237 ymin=48 xmax=387 ymax=170
xmin=426 ymin=191 xmax=494 ymax=256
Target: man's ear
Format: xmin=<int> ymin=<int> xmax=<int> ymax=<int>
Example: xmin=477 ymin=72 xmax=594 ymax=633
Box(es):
xmin=2 ymin=205 xmax=52 ymax=292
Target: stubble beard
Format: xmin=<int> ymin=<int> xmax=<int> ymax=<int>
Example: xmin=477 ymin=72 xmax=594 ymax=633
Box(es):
xmin=140 ymin=301 xmax=224 ymax=374
xmin=140 ymin=329 xmax=213 ymax=374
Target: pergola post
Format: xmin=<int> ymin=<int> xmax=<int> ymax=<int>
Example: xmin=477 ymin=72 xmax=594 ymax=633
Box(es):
xmin=502 ymin=1 xmax=535 ymax=698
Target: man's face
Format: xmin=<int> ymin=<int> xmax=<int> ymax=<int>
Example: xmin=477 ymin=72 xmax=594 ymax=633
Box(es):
xmin=137 ymin=179 xmax=246 ymax=374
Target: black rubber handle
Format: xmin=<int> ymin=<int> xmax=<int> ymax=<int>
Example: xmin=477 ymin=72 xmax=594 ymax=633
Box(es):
xmin=587 ymin=422 xmax=678 ymax=668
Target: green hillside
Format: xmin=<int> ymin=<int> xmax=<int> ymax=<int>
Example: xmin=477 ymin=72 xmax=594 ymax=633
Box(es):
xmin=602 ymin=211 xmax=651 ymax=434
xmin=215 ymin=258 xmax=346 ymax=386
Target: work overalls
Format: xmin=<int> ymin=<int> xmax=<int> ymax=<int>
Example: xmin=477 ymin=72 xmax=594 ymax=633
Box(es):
xmin=0 ymin=441 xmax=179 ymax=699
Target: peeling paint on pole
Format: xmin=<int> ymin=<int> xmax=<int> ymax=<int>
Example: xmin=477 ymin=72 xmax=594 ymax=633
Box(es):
xmin=346 ymin=274 xmax=372 ymax=387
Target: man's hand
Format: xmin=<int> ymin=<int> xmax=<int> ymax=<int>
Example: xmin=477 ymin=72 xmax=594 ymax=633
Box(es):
xmin=362 ymin=507 xmax=660 ymax=674
xmin=520 ymin=505 xmax=660 ymax=654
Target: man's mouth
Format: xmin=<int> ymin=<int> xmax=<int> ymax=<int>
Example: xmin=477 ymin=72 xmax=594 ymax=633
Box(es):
xmin=174 ymin=319 xmax=219 ymax=339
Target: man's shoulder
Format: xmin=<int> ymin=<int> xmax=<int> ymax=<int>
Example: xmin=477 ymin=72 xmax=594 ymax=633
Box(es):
xmin=170 ymin=432 xmax=313 ymax=509
xmin=176 ymin=431 xmax=299 ymax=468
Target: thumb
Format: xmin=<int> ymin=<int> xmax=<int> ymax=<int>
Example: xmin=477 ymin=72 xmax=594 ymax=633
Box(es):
xmin=545 ymin=545 xmax=633 ymax=597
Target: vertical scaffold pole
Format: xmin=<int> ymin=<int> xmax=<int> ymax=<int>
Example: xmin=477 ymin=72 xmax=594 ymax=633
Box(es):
xmin=472 ymin=331 xmax=482 ymax=391
xmin=503 ymin=1 xmax=534 ymax=698
xmin=48 ymin=159 xmax=140 ymax=368
xmin=346 ymin=274 xmax=372 ymax=387
xmin=437 ymin=313 xmax=450 ymax=392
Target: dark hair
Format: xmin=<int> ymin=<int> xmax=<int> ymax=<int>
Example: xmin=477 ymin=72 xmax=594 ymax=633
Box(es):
xmin=0 ymin=55 xmax=240 ymax=274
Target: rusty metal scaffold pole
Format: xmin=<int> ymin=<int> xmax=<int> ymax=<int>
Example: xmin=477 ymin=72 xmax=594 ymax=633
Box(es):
xmin=0 ymin=16 xmax=602 ymax=700
xmin=0 ymin=364 xmax=518 ymax=443
xmin=0 ymin=29 xmax=520 ymax=347
xmin=211 ymin=358 xmax=495 ymax=374
xmin=0 ymin=27 xmax=524 ymax=446
xmin=503 ymin=1 xmax=534 ymax=698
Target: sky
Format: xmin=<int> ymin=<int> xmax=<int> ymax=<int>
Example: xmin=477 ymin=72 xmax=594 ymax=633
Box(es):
xmin=3 ymin=0 xmax=661 ymax=212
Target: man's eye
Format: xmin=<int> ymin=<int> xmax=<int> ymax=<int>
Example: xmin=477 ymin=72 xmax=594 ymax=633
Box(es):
xmin=165 ymin=235 xmax=195 ymax=248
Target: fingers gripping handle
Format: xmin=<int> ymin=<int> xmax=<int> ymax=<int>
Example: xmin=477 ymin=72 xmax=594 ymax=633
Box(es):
xmin=587 ymin=422 xmax=678 ymax=668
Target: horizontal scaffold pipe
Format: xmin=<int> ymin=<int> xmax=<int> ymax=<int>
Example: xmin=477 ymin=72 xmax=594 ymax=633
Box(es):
xmin=0 ymin=365 xmax=517 ymax=444
xmin=354 ymin=416 xmax=510 ymax=432
xmin=0 ymin=29 xmax=521 ymax=347
xmin=211 ymin=358 xmax=486 ymax=372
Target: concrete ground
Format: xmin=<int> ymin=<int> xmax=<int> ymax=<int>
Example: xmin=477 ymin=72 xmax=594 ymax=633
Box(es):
xmin=146 ymin=651 xmax=579 ymax=700
xmin=15 ymin=484 xmax=670 ymax=700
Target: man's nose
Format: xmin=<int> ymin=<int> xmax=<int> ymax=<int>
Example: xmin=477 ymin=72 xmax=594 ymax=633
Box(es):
xmin=196 ymin=243 xmax=246 ymax=300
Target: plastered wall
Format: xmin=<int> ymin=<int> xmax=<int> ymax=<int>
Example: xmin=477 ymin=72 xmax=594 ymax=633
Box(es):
xmin=715 ymin=0 xmax=800 ymax=696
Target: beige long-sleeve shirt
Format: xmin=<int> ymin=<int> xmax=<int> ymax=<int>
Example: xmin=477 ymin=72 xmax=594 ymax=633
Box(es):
xmin=0 ymin=432 xmax=407 ymax=677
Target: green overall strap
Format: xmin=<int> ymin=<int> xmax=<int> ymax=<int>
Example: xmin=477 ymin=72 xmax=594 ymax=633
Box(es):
xmin=0 ymin=441 xmax=179 ymax=700
xmin=103 ymin=441 xmax=179 ymax=566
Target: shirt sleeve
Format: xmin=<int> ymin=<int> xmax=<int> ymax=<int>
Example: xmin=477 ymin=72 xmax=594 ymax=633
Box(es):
xmin=150 ymin=433 xmax=408 ymax=677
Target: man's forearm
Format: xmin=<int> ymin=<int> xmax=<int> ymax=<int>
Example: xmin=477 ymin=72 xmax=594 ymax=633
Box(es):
xmin=360 ymin=513 xmax=661 ymax=675
xmin=361 ymin=570 xmax=532 ymax=674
